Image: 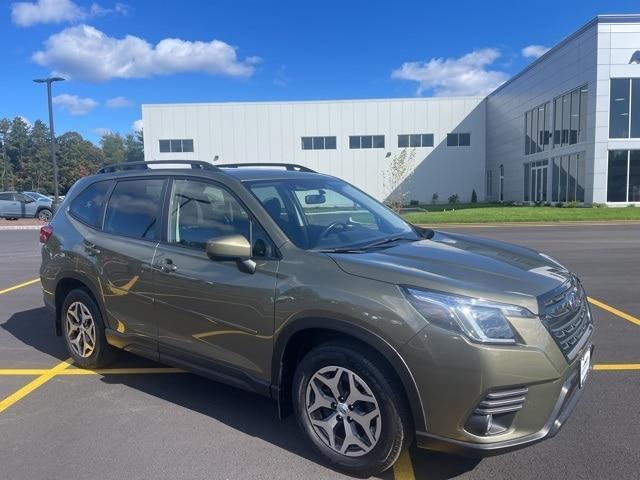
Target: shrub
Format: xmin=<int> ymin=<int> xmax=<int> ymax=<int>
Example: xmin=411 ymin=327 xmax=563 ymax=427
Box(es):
xmin=471 ymin=189 xmax=478 ymax=203
xmin=431 ymin=192 xmax=439 ymax=204
xmin=564 ymin=201 xmax=579 ymax=208
xmin=448 ymin=194 xmax=459 ymax=204
xmin=592 ymin=202 xmax=608 ymax=208
xmin=409 ymin=199 xmax=419 ymax=206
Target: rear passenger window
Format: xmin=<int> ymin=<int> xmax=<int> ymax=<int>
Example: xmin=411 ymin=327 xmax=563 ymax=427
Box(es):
xmin=104 ymin=179 xmax=164 ymax=240
xmin=69 ymin=180 xmax=111 ymax=228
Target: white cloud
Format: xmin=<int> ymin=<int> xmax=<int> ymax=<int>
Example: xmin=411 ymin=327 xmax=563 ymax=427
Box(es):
xmin=106 ymin=96 xmax=132 ymax=108
xmin=11 ymin=0 xmax=127 ymax=27
xmin=53 ymin=93 xmax=98 ymax=115
xmin=522 ymin=45 xmax=550 ymax=59
xmin=132 ymin=119 xmax=143 ymax=132
xmin=33 ymin=24 xmax=261 ymax=82
xmin=391 ymin=48 xmax=509 ymax=96
xmin=92 ymin=127 xmax=112 ymax=136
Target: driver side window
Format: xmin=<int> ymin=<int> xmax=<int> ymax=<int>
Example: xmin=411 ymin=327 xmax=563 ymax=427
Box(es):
xmin=167 ymin=179 xmax=274 ymax=258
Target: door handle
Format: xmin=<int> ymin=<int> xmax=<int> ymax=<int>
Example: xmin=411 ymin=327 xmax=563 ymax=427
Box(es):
xmin=159 ymin=258 xmax=177 ymax=273
xmin=83 ymin=240 xmax=100 ymax=256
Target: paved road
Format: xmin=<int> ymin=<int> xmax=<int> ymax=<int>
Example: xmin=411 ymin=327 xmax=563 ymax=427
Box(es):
xmin=0 ymin=226 xmax=638 ymax=479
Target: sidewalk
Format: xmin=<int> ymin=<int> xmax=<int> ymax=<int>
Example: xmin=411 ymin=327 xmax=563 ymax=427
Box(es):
xmin=0 ymin=219 xmax=44 ymax=231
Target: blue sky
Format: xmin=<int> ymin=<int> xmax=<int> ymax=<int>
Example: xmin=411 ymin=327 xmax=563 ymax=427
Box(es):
xmin=1 ymin=0 xmax=638 ymax=143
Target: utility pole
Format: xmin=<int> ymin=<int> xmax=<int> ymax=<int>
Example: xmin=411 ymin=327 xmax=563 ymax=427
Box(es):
xmin=33 ymin=76 xmax=65 ymax=212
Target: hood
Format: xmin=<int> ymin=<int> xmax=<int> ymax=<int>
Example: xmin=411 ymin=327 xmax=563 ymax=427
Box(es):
xmin=328 ymin=231 xmax=572 ymax=313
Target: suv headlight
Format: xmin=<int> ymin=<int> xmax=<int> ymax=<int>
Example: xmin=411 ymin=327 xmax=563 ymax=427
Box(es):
xmin=402 ymin=287 xmax=534 ymax=344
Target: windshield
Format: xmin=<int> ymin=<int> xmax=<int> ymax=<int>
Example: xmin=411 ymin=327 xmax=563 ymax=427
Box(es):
xmin=245 ymin=177 xmax=419 ymax=250
xmin=25 ymin=192 xmax=48 ymax=201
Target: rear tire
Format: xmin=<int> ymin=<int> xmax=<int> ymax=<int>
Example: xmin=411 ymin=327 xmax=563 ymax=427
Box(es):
xmin=61 ymin=288 xmax=116 ymax=368
xmin=292 ymin=341 xmax=411 ymax=477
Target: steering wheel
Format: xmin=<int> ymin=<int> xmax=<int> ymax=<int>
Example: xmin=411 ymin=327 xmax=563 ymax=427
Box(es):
xmin=317 ymin=221 xmax=349 ymax=242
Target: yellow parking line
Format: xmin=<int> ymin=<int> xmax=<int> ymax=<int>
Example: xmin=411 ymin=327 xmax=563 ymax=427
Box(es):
xmin=393 ymin=450 xmax=416 ymax=480
xmin=588 ymin=297 xmax=640 ymax=327
xmin=593 ymin=364 xmax=640 ymax=371
xmin=0 ymin=358 xmax=72 ymax=414
xmin=0 ymin=367 xmax=185 ymax=376
xmin=0 ymin=278 xmax=40 ymax=296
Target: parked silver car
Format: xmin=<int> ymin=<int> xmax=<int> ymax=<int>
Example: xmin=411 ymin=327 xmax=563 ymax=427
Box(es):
xmin=0 ymin=191 xmax=53 ymax=221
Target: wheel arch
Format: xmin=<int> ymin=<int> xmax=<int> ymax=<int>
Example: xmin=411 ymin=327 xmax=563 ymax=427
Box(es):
xmin=53 ymin=271 xmax=105 ymax=336
xmin=272 ymin=317 xmax=427 ymax=432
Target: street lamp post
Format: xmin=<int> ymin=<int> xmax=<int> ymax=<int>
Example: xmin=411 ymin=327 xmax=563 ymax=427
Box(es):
xmin=33 ymin=76 xmax=65 ymax=212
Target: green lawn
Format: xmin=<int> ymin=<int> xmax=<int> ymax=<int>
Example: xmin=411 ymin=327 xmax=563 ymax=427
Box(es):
xmin=401 ymin=206 xmax=640 ymax=224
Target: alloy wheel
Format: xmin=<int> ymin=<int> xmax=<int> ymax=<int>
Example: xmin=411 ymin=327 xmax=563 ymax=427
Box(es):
xmin=305 ymin=366 xmax=382 ymax=457
xmin=65 ymin=301 xmax=97 ymax=358
xmin=38 ymin=210 xmax=52 ymax=222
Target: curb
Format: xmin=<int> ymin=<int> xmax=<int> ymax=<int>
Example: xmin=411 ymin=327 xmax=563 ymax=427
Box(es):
xmin=0 ymin=226 xmax=42 ymax=231
xmin=415 ymin=221 xmax=640 ymax=228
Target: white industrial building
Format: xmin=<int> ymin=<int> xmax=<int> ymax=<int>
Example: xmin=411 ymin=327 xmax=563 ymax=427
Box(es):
xmin=143 ymin=14 xmax=640 ymax=205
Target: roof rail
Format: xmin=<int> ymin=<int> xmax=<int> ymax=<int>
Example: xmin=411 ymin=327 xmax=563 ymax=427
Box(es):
xmin=217 ymin=163 xmax=316 ymax=173
xmin=97 ymin=160 xmax=218 ymax=174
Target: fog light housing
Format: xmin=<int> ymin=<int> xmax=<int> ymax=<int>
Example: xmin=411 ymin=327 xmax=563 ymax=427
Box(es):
xmin=465 ymin=386 xmax=528 ymax=436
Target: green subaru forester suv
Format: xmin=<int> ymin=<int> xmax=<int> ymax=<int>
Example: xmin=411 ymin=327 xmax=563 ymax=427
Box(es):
xmin=40 ymin=161 xmax=594 ymax=476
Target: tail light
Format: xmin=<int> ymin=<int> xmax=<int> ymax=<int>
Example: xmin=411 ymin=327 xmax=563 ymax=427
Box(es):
xmin=40 ymin=225 xmax=53 ymax=244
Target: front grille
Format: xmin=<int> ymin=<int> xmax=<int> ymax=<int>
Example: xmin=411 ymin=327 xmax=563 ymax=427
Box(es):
xmin=539 ymin=276 xmax=593 ymax=361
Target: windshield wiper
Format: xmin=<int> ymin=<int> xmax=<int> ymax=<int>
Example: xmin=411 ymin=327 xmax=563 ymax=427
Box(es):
xmin=316 ymin=236 xmax=418 ymax=254
xmin=357 ymin=236 xmax=418 ymax=250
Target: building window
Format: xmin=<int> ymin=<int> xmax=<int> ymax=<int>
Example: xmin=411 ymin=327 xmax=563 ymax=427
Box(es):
xmin=398 ymin=134 xmax=434 ymax=148
xmin=159 ymin=139 xmax=194 ymax=153
xmin=486 ymin=170 xmax=492 ymax=196
xmin=349 ymin=135 xmax=385 ymax=149
xmin=607 ymin=150 xmax=640 ymax=202
xmin=301 ymin=136 xmax=337 ymax=150
xmin=551 ymin=85 xmax=588 ymax=148
xmin=551 ymin=153 xmax=585 ymax=203
xmin=447 ymin=133 xmax=471 ymax=147
xmin=525 ymin=102 xmax=551 ymax=155
xmin=609 ymin=79 xmax=640 ymax=138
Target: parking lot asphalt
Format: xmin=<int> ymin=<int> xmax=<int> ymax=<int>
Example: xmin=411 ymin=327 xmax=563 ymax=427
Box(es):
xmin=1 ymin=225 xmax=639 ymax=480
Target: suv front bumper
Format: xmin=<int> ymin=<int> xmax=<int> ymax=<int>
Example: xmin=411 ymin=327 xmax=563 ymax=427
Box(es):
xmin=415 ymin=343 xmax=594 ymax=457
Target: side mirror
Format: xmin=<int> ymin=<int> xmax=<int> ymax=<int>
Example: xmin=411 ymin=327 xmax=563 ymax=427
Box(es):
xmin=206 ymin=234 xmax=251 ymax=260
xmin=206 ymin=234 xmax=256 ymax=274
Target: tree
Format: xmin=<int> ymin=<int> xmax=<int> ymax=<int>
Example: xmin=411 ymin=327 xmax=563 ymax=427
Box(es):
xmin=383 ymin=148 xmax=416 ymax=213
xmin=100 ymin=132 xmax=126 ymax=165
xmin=471 ymin=189 xmax=478 ymax=203
xmin=57 ymin=132 xmax=104 ymax=192
xmin=124 ymin=133 xmax=144 ymax=163
xmin=0 ymin=118 xmax=10 ymax=190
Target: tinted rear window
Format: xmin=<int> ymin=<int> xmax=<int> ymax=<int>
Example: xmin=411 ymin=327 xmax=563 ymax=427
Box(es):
xmin=104 ymin=179 xmax=164 ymax=240
xmin=69 ymin=180 xmax=112 ymax=228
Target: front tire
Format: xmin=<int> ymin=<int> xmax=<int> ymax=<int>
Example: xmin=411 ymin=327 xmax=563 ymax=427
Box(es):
xmin=37 ymin=208 xmax=52 ymax=222
xmin=293 ymin=341 xmax=411 ymax=477
xmin=61 ymin=288 xmax=116 ymax=368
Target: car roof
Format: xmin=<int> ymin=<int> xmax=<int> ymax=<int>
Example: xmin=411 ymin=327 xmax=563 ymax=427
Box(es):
xmin=88 ymin=163 xmax=332 ymax=183
xmin=222 ymin=167 xmax=331 ymax=182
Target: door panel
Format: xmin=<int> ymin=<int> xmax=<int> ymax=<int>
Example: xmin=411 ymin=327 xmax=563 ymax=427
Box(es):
xmin=153 ymin=178 xmax=278 ymax=382
xmin=153 ymin=245 xmax=278 ymax=380
xmin=89 ymin=177 xmax=166 ymax=351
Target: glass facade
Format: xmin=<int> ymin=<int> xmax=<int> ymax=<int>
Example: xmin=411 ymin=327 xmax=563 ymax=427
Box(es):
xmin=607 ymin=150 xmax=640 ymax=202
xmin=524 ymin=102 xmax=551 ymax=155
xmin=610 ymin=79 xmax=640 ymax=138
xmin=551 ymin=153 xmax=585 ymax=203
